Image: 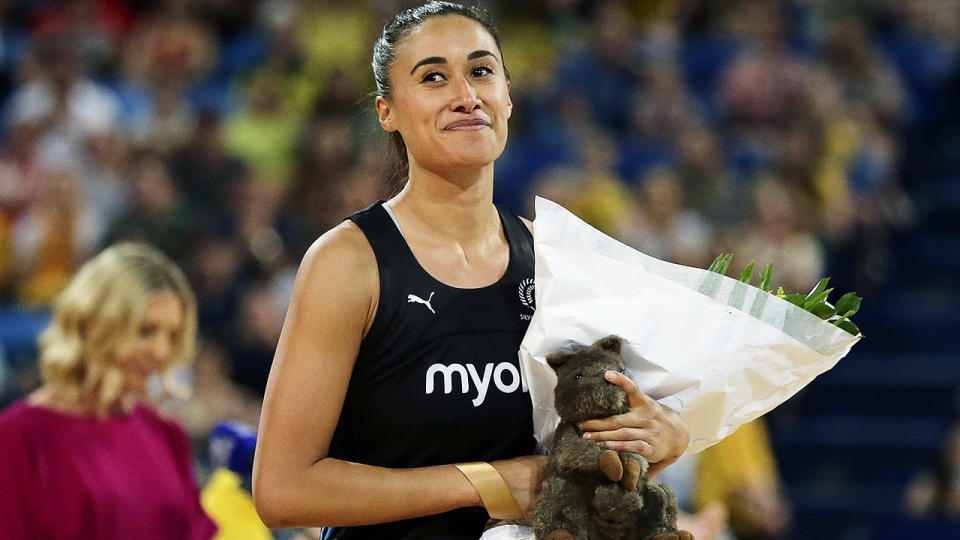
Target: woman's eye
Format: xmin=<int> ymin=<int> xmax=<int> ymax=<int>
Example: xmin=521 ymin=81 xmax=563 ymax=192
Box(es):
xmin=139 ymin=325 xmax=157 ymax=338
xmin=422 ymin=72 xmax=445 ymax=83
xmin=472 ymin=65 xmax=493 ymax=77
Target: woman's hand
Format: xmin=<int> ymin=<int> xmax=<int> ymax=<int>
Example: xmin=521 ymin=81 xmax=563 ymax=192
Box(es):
xmin=576 ymin=371 xmax=690 ymax=476
xmin=490 ymin=455 xmax=549 ymax=517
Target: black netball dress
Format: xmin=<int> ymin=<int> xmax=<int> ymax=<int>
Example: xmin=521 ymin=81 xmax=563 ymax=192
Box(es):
xmin=322 ymin=201 xmax=537 ymax=540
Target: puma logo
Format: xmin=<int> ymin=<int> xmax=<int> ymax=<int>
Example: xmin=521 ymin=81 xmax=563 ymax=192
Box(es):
xmin=407 ymin=291 xmax=436 ymax=314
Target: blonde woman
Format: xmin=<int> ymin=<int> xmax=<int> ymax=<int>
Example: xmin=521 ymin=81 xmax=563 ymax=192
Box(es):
xmin=0 ymin=243 xmax=217 ymax=539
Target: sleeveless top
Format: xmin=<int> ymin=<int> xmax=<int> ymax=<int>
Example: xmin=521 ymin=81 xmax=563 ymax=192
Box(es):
xmin=324 ymin=201 xmax=537 ymax=540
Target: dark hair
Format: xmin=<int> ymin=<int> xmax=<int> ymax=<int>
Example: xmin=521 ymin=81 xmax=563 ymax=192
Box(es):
xmin=372 ymin=1 xmax=508 ymax=193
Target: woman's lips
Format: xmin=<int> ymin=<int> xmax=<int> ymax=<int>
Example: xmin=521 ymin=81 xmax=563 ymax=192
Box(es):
xmin=444 ymin=119 xmax=491 ymax=131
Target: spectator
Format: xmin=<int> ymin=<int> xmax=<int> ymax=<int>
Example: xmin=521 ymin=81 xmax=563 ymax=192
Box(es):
xmin=718 ymin=0 xmax=809 ymax=137
xmin=695 ymin=419 xmax=792 ymax=540
xmin=223 ymin=66 xmax=305 ymax=191
xmin=101 ymin=153 xmax=196 ymax=263
xmin=0 ymin=243 xmax=217 ymax=539
xmin=674 ymin=125 xmax=745 ymax=227
xmin=168 ymin=110 xmax=247 ymax=214
xmin=818 ymin=16 xmax=906 ymax=127
xmin=6 ymin=36 xmax=121 ymax=149
xmin=905 ymin=422 xmax=960 ymax=519
xmin=630 ymin=59 xmax=704 ymax=144
xmin=618 ymin=165 xmax=714 ymax=268
xmin=11 ymin=166 xmax=99 ymax=305
xmin=175 ymin=341 xmax=263 ymax=443
xmin=226 ymin=282 xmax=284 ymax=396
xmin=554 ymin=2 xmax=641 ymax=132
xmin=734 ymin=176 xmax=824 ymax=294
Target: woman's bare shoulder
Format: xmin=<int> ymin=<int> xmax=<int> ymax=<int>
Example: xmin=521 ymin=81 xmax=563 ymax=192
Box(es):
xmin=293 ymin=220 xmax=379 ymax=331
xmin=300 ymin=220 xmax=376 ymax=282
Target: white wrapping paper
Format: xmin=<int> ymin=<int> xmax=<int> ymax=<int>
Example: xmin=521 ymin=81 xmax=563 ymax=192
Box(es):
xmin=520 ymin=197 xmax=861 ymax=454
xmin=480 ymin=197 xmax=861 ymax=540
xmin=481 ymin=524 xmax=535 ymax=540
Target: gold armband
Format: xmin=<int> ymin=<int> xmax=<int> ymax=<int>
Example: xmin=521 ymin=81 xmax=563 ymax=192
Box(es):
xmin=453 ymin=462 xmax=523 ymax=520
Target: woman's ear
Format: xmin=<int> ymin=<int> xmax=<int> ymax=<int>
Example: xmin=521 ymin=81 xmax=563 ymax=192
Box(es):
xmin=375 ymin=96 xmax=397 ymax=132
xmin=506 ymin=81 xmax=513 ymax=119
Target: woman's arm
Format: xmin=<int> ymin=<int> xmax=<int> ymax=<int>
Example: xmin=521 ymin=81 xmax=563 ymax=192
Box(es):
xmin=252 ymin=222 xmax=545 ymax=529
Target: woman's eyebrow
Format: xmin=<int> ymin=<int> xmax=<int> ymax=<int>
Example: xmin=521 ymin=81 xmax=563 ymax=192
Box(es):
xmin=410 ymin=56 xmax=446 ymax=74
xmin=409 ymin=50 xmax=499 ymax=75
xmin=467 ymin=49 xmax=497 ymax=62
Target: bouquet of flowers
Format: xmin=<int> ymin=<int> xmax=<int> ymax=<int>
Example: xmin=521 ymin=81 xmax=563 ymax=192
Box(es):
xmin=519 ymin=197 xmax=863 ymax=454
xmin=481 ymin=197 xmax=864 ymax=540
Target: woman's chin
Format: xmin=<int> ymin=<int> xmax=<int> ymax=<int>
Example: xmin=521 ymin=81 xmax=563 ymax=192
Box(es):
xmin=122 ymin=376 xmax=150 ymax=398
xmin=427 ymin=150 xmax=503 ymax=173
xmin=423 ymin=137 xmax=505 ymax=168
xmin=446 ymin=158 xmax=497 ymax=171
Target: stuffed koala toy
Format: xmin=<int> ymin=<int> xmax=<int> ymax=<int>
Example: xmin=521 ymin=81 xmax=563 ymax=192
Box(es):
xmin=530 ymin=335 xmax=693 ymax=540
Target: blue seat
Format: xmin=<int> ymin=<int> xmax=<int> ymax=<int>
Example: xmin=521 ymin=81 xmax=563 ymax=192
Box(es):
xmin=0 ymin=307 xmax=50 ymax=365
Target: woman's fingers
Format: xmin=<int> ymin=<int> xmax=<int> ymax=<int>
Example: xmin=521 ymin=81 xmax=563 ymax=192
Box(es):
xmin=603 ymin=439 xmax=656 ymax=460
xmin=577 ymin=371 xmax=656 ymax=432
xmin=576 ymin=370 xmax=691 ymax=468
xmin=602 ymin=370 xmax=654 ymax=409
xmin=582 ymin=427 xmax=659 ymax=460
xmin=582 ymin=427 xmax=652 ymax=442
xmin=578 ymin=414 xmax=651 ymax=432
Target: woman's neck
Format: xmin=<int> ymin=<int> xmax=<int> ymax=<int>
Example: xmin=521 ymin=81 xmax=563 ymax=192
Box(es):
xmin=390 ymin=161 xmax=499 ymax=245
xmin=29 ymin=385 xmax=135 ymax=418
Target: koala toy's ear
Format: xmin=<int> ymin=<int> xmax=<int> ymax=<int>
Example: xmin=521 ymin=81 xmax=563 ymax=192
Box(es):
xmin=596 ymin=335 xmax=623 ymax=354
xmin=546 ymin=352 xmax=568 ymax=370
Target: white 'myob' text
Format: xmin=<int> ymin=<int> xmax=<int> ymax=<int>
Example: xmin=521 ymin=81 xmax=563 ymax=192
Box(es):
xmin=425 ymin=362 xmax=528 ymax=407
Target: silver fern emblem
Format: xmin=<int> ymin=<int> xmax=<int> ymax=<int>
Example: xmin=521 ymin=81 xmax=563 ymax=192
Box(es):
xmin=518 ymin=278 xmax=535 ymax=310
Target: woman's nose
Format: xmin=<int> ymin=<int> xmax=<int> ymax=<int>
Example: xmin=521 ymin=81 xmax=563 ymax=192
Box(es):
xmin=449 ymin=75 xmax=481 ymax=112
xmin=152 ymin=334 xmax=173 ymax=362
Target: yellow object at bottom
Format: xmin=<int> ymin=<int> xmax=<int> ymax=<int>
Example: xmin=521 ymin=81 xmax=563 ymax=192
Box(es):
xmin=201 ymin=467 xmax=273 ymax=540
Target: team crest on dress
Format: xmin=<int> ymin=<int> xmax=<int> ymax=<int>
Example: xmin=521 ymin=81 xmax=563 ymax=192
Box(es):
xmin=518 ymin=278 xmax=535 ymax=311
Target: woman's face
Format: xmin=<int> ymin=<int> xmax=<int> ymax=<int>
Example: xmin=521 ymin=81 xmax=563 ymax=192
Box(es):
xmin=122 ymin=292 xmax=184 ymax=396
xmin=377 ymin=15 xmax=512 ymax=173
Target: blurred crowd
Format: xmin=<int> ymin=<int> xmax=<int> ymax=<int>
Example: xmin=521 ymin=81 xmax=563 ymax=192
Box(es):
xmin=0 ymin=0 xmax=956 ymax=534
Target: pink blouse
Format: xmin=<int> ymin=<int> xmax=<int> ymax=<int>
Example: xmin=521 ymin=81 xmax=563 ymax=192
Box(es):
xmin=0 ymin=400 xmax=217 ymax=539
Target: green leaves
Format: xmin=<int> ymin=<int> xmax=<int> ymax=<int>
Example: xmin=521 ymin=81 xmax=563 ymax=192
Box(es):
xmin=834 ymin=292 xmax=862 ymax=319
xmin=835 ymin=319 xmax=861 ymax=335
xmin=783 ymin=294 xmax=806 ymax=307
xmin=806 ymin=278 xmax=830 ymax=302
xmin=706 ymin=253 xmax=863 ymax=337
xmin=808 ymin=301 xmax=837 ymax=320
xmin=804 ymin=288 xmax=834 ymax=310
xmin=830 ymin=291 xmax=862 ymax=334
xmin=737 ymin=260 xmax=756 ymax=284
xmin=758 ymin=262 xmax=773 ymax=293
xmin=708 ymin=253 xmax=734 ymax=275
